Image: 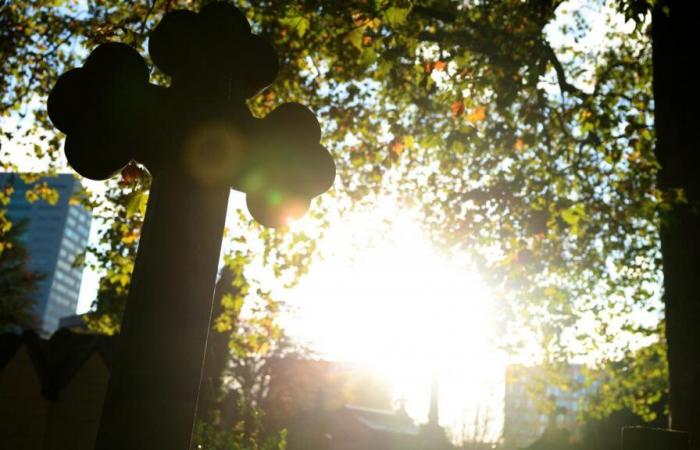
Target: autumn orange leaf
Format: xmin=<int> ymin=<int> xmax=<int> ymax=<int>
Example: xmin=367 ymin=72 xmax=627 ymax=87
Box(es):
xmin=514 ymin=138 xmax=526 ymax=150
xmin=451 ymin=100 xmax=464 ymax=118
xmin=390 ymin=138 xmax=404 ymax=156
xmin=434 ymin=61 xmax=447 ymax=71
xmin=121 ymin=229 xmax=140 ymax=245
xmin=121 ymin=162 xmax=146 ymax=183
xmin=466 ymin=106 xmax=487 ymax=123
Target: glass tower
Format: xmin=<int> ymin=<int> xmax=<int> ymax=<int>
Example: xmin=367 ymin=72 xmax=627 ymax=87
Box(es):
xmin=1 ymin=173 xmax=92 ymax=335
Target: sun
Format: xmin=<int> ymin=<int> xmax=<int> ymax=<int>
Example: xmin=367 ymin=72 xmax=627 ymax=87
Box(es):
xmin=282 ymin=198 xmax=506 ymax=439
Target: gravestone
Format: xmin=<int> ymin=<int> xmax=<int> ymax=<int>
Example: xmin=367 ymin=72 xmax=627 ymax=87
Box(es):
xmin=622 ymin=426 xmax=689 ymax=450
xmin=47 ymin=2 xmax=335 ymax=449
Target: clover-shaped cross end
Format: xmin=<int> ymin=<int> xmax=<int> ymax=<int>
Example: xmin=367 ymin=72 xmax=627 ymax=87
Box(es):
xmin=47 ymin=1 xmax=335 ymax=228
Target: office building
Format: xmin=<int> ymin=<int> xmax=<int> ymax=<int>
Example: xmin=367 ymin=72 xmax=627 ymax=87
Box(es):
xmin=0 ymin=173 xmax=92 ymax=335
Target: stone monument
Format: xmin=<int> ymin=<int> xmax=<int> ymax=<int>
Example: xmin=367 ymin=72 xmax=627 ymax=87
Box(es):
xmin=47 ymin=3 xmax=335 ymax=448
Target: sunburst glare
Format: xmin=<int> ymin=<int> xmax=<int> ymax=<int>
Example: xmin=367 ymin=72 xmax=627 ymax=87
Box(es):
xmin=282 ymin=199 xmax=506 ymax=439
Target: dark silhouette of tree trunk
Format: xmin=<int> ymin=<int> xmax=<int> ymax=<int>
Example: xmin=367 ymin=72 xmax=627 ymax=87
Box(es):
xmin=652 ymin=1 xmax=700 ymax=447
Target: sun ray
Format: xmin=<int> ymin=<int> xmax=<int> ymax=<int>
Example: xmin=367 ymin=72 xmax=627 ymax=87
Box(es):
xmin=281 ymin=200 xmax=505 ymax=440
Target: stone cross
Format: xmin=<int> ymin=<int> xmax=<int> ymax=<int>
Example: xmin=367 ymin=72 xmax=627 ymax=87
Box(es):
xmin=47 ymin=3 xmax=335 ymax=449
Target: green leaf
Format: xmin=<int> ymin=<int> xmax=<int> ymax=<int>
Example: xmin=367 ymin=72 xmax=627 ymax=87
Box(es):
xmin=560 ymin=203 xmax=586 ymax=237
xmin=346 ymin=26 xmax=365 ymax=50
xmin=560 ymin=208 xmax=579 ymax=226
xmin=383 ymin=6 xmax=410 ymax=27
xmin=279 ymin=15 xmax=310 ymax=37
xmin=125 ymin=191 xmax=148 ymax=218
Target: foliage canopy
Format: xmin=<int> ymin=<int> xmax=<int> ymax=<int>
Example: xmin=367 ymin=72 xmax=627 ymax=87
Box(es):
xmin=0 ymin=0 xmax=665 ymax=423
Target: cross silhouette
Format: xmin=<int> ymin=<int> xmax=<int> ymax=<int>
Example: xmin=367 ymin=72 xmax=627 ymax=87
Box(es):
xmin=47 ymin=3 xmax=335 ymax=449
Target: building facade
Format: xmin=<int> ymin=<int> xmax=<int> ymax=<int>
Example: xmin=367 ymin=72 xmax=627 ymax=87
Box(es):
xmin=1 ymin=173 xmax=91 ymax=335
xmin=503 ymin=364 xmax=587 ymax=449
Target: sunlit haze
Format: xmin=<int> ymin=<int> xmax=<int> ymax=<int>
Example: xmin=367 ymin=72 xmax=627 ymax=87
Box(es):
xmin=282 ymin=198 xmax=505 ymax=440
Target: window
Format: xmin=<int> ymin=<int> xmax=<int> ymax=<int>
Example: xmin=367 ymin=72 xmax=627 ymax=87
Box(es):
xmin=57 ymin=259 xmax=72 ymax=272
xmin=62 ymin=239 xmax=77 ymax=252
xmin=64 ymin=228 xmax=80 ymax=241
xmin=52 ymin=295 xmax=70 ymax=307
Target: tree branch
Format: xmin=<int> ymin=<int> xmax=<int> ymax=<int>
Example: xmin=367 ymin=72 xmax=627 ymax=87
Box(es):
xmin=411 ymin=5 xmax=457 ymax=23
xmin=542 ymin=39 xmax=588 ymax=99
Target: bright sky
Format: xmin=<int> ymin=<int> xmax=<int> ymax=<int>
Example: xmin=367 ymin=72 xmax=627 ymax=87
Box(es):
xmin=281 ymin=199 xmax=505 ymax=440
xmin=0 ymin=0 xmax=642 ymax=444
xmin=271 ymin=3 xmax=639 ymax=440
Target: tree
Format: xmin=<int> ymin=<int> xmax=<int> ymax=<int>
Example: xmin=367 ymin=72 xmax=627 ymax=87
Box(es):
xmin=192 ymin=420 xmax=287 ymax=450
xmin=81 ymin=164 xmax=149 ymax=334
xmin=201 ymin=253 xmax=309 ymax=438
xmin=0 ymin=218 xmax=41 ymax=332
xmin=583 ymin=327 xmax=668 ymax=425
xmin=650 ymin=0 xmax=700 ymax=445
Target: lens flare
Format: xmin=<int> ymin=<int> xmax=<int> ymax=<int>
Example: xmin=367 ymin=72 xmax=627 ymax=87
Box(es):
xmin=183 ymin=122 xmax=245 ymax=185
